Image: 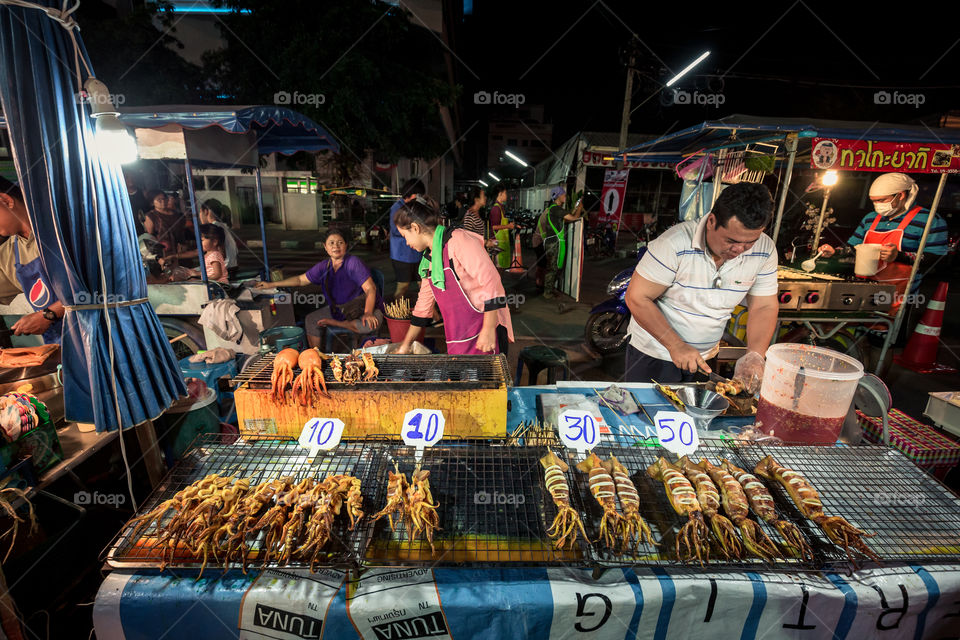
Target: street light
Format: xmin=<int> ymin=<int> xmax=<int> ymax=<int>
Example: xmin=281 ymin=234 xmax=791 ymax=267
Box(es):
xmin=811 ymin=170 xmax=839 ymax=252
xmin=504 ymin=150 xmax=528 ymax=167
xmin=487 ymin=171 xmax=500 ymax=182
xmin=478 ymin=179 xmax=489 ymax=187
xmin=665 ymin=50 xmax=710 ymax=87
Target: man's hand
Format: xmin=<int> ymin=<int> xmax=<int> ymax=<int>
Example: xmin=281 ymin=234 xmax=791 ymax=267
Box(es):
xmin=667 ymin=342 xmax=710 ymax=374
xmin=733 ymin=351 xmax=766 ymax=395
xmin=818 ymin=244 xmax=836 ymax=258
xmin=475 ymin=326 xmax=497 ymax=353
xmin=879 ymin=243 xmax=898 ymax=262
xmin=12 ymin=312 xmax=52 ymax=336
xmin=507 ymin=222 xmax=516 ymax=230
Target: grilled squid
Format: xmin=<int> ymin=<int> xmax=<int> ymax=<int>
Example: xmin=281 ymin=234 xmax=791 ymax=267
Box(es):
xmin=608 ymin=455 xmax=656 ymax=553
xmin=576 ymin=452 xmax=622 ymax=549
xmin=699 ymin=458 xmax=779 ymax=560
xmin=647 ymin=457 xmax=710 ymax=565
xmin=540 ymin=451 xmax=588 ymax=550
xmin=754 ymin=455 xmax=879 ymax=565
xmin=678 ymin=456 xmax=743 ymax=560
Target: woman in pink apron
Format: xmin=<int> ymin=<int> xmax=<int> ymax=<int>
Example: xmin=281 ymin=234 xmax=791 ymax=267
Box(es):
xmin=393 ymin=195 xmax=514 ymax=355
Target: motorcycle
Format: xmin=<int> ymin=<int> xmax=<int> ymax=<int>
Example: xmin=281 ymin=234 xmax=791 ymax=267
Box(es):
xmin=584 ymin=263 xmax=636 ymax=355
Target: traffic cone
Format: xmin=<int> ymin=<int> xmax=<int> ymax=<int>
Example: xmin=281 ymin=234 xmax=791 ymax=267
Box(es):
xmin=507 ymin=233 xmax=525 ymax=273
xmin=894 ymin=282 xmax=958 ymax=374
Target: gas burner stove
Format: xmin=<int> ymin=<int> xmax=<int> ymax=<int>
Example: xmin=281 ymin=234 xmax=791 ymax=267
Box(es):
xmin=776 ymin=267 xmax=897 ymax=312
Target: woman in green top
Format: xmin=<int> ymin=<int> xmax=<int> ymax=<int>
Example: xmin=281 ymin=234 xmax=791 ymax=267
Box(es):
xmin=488 ymin=185 xmax=515 ymax=269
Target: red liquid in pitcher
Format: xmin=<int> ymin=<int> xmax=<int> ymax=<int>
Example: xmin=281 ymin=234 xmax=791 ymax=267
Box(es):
xmin=755 ymin=397 xmax=844 ymax=444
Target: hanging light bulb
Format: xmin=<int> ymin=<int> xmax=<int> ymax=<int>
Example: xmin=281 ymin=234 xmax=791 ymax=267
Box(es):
xmin=83 ymin=77 xmax=137 ymax=164
xmin=821 ymin=169 xmax=839 ymax=187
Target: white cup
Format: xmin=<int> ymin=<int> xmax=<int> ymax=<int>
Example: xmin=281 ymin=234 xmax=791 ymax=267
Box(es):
xmin=854 ymin=243 xmax=883 ymax=277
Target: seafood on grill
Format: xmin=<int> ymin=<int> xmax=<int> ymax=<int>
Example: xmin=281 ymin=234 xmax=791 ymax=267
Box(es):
xmin=678 ymin=456 xmax=743 ymax=560
xmin=121 ymin=472 xmax=366 ymax=576
xmin=754 ymin=456 xmax=879 ymax=565
xmin=330 ymin=350 xmax=378 ymax=384
xmin=406 ymin=469 xmax=440 ymax=553
xmin=608 ymin=455 xmax=655 ymax=553
xmin=272 ymin=348 xmax=300 ymax=402
xmin=372 ymin=464 xmax=409 ymax=533
xmin=576 ymin=452 xmax=622 ymax=549
xmin=647 ymin=457 xmax=710 ymax=565
xmin=721 ymin=460 xmax=813 ymax=561
xmin=698 ymin=458 xmax=778 ymax=560
xmin=540 ymin=451 xmax=588 ymax=550
xmin=291 ymin=348 xmax=330 ymax=406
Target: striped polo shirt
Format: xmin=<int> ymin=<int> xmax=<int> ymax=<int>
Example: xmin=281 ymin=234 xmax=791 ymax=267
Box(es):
xmin=848 ymin=207 xmax=949 ymax=254
xmin=628 ymin=216 xmax=779 ymax=360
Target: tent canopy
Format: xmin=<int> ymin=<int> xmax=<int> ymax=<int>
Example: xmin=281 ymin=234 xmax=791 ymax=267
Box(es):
xmin=118 ymin=104 xmax=340 ymax=159
xmin=622 ymin=114 xmax=960 ymax=163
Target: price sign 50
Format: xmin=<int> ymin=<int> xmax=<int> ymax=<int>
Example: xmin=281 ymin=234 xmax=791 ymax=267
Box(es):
xmin=653 ymin=410 xmax=700 ymax=456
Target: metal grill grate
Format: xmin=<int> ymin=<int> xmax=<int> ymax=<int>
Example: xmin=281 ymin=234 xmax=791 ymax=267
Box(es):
xmin=564 ymin=440 xmax=818 ymax=570
xmin=363 ymin=444 xmax=593 ymax=566
xmin=233 ymin=353 xmax=511 ymax=390
xmin=734 ymin=442 xmax=960 ymax=566
xmin=105 ymin=434 xmax=382 ymax=571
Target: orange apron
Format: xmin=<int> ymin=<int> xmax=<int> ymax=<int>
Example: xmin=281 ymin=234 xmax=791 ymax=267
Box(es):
xmin=863 ymin=206 xmax=922 ymax=312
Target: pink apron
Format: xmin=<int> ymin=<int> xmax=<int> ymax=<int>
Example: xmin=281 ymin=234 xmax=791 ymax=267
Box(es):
xmin=428 ymin=242 xmax=498 ymax=355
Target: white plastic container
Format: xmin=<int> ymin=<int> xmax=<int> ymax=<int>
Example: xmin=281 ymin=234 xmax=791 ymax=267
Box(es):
xmin=755 ymin=344 xmax=864 ymax=444
xmin=854 ymin=243 xmax=882 ymax=277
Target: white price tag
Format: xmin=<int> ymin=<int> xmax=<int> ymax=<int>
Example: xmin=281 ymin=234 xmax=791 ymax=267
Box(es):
xmin=558 ymin=409 xmax=600 ymax=459
xmin=298 ymin=418 xmax=345 ymax=458
xmin=653 ymin=410 xmax=699 ymax=457
xmin=402 ymin=409 xmax=445 ymax=462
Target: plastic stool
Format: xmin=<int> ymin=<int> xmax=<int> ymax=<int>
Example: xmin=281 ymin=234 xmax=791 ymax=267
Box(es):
xmin=515 ymin=346 xmax=568 ymax=385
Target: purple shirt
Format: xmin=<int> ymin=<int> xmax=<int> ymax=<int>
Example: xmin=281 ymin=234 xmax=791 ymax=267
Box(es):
xmin=489 ymin=204 xmax=505 ymax=227
xmin=305 ymin=254 xmax=382 ymax=320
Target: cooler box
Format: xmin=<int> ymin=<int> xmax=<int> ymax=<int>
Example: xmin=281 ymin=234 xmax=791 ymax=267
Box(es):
xmin=857 ymin=408 xmax=960 ymax=478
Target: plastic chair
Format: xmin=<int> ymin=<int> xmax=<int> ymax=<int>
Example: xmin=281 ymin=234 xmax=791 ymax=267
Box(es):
xmin=325 ymin=268 xmax=385 ymax=352
xmin=515 ymin=345 xmax=568 ymax=385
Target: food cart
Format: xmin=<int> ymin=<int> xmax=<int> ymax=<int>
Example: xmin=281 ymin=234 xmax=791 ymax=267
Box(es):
xmin=93 ymin=350 xmax=960 ymax=638
xmin=617 ymin=115 xmax=960 ymax=375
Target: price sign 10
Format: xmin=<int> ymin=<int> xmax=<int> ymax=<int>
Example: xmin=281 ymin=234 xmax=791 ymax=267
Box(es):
xmin=402 ymin=410 xmax=445 ymax=461
xmin=298 ymin=418 xmax=346 ymax=458
xmin=653 ymin=410 xmax=700 ymax=457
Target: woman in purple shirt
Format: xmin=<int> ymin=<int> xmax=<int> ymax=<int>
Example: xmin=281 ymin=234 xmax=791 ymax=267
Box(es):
xmin=256 ymin=229 xmax=383 ymax=349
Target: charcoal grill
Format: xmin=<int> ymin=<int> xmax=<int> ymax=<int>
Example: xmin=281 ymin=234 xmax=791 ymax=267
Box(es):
xmin=105 ymin=433 xmax=383 ymax=571
xmin=233 ymin=353 xmax=510 ymax=439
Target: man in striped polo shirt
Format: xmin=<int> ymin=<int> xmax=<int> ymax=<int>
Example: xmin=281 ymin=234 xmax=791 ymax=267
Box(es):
xmin=624 ymin=183 xmax=780 ymax=390
xmin=819 ymin=172 xmax=948 ymax=311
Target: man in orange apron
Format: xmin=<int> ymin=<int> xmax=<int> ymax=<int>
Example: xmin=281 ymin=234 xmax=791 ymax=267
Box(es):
xmin=819 ymin=172 xmax=949 ymax=313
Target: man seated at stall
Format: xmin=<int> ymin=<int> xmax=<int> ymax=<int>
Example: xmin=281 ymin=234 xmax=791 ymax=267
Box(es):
xmin=255 ymin=229 xmax=384 ymax=349
xmin=0 ymin=177 xmax=64 ymax=343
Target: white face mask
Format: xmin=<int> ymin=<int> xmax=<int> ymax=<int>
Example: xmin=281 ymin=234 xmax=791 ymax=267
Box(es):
xmin=874 ymin=201 xmax=896 ymax=217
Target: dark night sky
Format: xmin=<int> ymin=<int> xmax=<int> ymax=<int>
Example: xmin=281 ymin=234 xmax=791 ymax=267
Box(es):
xmin=455 ymin=0 xmax=960 ymax=163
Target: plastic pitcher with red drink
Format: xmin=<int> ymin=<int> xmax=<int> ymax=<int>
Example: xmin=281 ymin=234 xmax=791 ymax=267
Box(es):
xmin=755 ymin=344 xmax=864 ymax=444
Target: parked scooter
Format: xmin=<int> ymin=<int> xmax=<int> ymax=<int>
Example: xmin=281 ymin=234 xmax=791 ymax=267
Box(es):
xmin=584 ymin=247 xmax=646 ymax=355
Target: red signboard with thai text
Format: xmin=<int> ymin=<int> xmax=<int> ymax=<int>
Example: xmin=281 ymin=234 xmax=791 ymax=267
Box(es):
xmin=810 ymin=138 xmax=960 ymax=174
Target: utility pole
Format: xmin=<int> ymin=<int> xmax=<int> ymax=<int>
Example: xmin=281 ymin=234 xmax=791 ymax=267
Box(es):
xmin=617 ymin=38 xmax=638 ymax=169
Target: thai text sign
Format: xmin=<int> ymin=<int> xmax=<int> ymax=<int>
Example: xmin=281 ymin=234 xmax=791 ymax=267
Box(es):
xmin=811 ymin=138 xmax=960 ymax=174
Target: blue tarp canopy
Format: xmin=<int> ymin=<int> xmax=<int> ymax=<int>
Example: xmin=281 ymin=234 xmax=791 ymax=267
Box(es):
xmin=622 ymin=114 xmax=960 ymax=163
xmin=118 ymin=104 xmax=340 ymax=157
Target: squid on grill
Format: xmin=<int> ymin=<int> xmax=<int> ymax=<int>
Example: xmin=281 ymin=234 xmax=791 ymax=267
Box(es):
xmin=271 ymin=348 xmax=300 ymax=402
xmin=576 ymin=452 xmax=622 ymax=549
xmin=699 ymin=458 xmax=779 ymax=560
xmin=290 ymin=348 xmax=329 ymax=406
xmin=371 ymin=464 xmax=408 ymax=534
xmin=406 ymin=469 xmax=440 ymax=554
xmin=721 ymin=459 xmax=813 ymax=561
xmin=647 ymin=457 xmax=710 ymax=565
xmin=608 ymin=455 xmax=655 ymax=553
xmin=540 ymin=451 xmax=588 ymax=550
xmin=754 ymin=456 xmax=879 ymax=565
xmin=678 ymin=456 xmax=743 ymax=560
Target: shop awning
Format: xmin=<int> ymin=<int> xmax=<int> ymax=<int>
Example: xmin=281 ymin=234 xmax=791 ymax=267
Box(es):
xmin=622 ymin=114 xmax=960 ymax=162
xmin=0 ymin=1 xmax=186 ymax=432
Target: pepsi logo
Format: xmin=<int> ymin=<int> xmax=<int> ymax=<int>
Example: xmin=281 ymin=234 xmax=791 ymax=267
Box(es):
xmin=28 ymin=279 xmax=51 ymax=309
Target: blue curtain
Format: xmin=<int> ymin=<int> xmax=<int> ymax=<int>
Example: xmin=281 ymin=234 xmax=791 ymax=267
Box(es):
xmin=0 ymin=3 xmax=185 ymax=431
